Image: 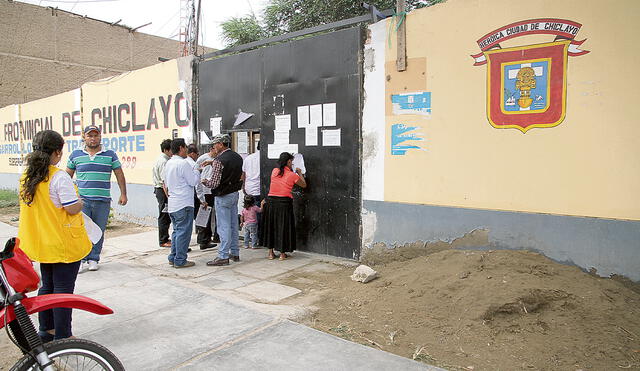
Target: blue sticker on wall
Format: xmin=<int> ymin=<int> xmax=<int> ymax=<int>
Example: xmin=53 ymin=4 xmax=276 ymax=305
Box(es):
xmin=391 ymin=124 xmax=424 ymax=155
xmin=391 ymin=92 xmax=432 ymax=116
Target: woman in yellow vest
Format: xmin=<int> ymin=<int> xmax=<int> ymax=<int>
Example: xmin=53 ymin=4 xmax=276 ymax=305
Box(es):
xmin=18 ymin=130 xmax=92 ymax=341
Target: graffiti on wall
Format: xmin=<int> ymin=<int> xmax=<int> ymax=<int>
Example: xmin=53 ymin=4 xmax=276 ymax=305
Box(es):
xmin=471 ymin=19 xmax=589 ymax=133
xmin=391 ymin=124 xmax=424 ymax=155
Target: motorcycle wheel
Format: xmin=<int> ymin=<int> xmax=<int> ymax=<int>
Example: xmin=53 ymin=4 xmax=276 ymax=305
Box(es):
xmin=11 ymin=338 xmax=124 ymax=371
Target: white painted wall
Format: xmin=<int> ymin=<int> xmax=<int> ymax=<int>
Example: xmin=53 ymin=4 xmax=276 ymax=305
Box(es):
xmin=361 ymin=20 xmax=386 ymax=202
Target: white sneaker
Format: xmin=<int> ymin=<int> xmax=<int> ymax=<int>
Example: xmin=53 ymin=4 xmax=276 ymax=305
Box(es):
xmin=88 ymin=260 xmax=99 ymax=271
xmin=78 ymin=261 xmax=89 ymax=274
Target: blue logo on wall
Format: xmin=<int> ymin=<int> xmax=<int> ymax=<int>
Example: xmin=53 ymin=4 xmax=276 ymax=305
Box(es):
xmin=391 ymin=124 xmax=424 ymax=155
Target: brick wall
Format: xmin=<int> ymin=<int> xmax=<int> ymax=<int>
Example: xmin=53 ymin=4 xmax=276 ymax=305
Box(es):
xmin=0 ymin=0 xmax=203 ymax=107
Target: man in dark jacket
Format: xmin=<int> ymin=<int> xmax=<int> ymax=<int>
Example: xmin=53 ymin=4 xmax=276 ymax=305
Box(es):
xmin=202 ymin=134 xmax=243 ymax=266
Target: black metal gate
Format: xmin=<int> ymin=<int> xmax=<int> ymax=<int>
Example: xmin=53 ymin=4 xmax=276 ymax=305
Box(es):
xmin=196 ymin=26 xmax=363 ymax=259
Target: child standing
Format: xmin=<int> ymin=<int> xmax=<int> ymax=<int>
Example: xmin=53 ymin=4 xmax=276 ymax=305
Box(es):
xmin=241 ymin=195 xmax=261 ymax=249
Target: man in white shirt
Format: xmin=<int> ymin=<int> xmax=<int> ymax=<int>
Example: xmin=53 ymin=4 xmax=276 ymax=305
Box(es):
xmin=242 ymin=141 xmax=261 ymax=243
xmin=164 ymin=138 xmax=201 ymax=268
xmin=152 ymin=139 xmax=172 ymax=248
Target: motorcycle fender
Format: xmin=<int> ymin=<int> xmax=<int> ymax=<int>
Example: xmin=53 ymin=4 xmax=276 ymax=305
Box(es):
xmin=0 ymin=294 xmax=113 ymax=327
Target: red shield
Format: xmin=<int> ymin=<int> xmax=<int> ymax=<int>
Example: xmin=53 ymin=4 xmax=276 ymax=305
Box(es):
xmin=485 ymin=40 xmax=569 ymax=132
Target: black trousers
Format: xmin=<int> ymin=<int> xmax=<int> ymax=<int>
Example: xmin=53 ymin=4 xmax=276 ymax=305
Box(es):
xmin=194 ymin=193 xmax=216 ymax=245
xmin=154 ymin=187 xmax=170 ymax=244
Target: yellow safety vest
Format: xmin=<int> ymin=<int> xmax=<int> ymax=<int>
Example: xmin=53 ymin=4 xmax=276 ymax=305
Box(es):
xmin=18 ymin=166 xmax=92 ymax=263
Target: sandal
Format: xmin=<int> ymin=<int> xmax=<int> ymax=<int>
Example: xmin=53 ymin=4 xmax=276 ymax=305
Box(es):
xmin=268 ymin=253 xmax=275 ymax=260
xmin=279 ymin=253 xmax=288 ymax=261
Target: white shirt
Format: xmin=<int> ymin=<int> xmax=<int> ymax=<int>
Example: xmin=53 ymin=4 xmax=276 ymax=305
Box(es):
xmin=242 ymin=150 xmax=260 ymax=196
xmin=164 ymin=156 xmax=201 ymax=213
xmin=195 ymin=153 xmax=215 ymax=200
xmin=152 ymin=153 xmax=170 ymax=188
xmin=49 ymin=170 xmax=79 ymax=208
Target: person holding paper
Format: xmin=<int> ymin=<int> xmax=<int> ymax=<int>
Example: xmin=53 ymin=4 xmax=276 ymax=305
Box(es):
xmin=195 ymin=144 xmax=220 ymax=248
xmin=262 ymin=152 xmax=306 ymax=260
xmin=152 ymin=139 xmax=172 ymax=248
xmin=17 ymin=130 xmax=92 ymax=341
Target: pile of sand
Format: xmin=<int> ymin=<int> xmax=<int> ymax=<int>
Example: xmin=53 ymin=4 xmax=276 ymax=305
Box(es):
xmin=284 ymin=249 xmax=640 ymax=370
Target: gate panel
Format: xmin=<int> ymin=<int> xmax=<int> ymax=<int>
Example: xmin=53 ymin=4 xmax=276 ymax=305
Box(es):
xmin=198 ymin=27 xmax=362 ymax=259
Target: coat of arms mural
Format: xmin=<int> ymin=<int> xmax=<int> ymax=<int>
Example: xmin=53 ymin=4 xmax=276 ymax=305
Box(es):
xmin=471 ymin=19 xmax=589 ymax=132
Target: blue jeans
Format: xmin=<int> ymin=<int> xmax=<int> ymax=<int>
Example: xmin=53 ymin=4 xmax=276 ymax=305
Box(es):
xmin=168 ymin=206 xmax=194 ymax=266
xmin=244 ymin=223 xmax=258 ymax=248
xmin=81 ymin=198 xmax=111 ymax=262
xmin=38 ymin=261 xmax=81 ymax=339
xmin=215 ymin=192 xmax=239 ymax=259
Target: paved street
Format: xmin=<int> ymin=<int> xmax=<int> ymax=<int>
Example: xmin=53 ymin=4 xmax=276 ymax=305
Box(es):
xmin=0 ymin=222 xmax=440 ymax=370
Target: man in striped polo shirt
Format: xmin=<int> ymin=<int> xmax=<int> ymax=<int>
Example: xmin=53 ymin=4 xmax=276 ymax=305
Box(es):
xmin=66 ymin=125 xmax=128 ymax=272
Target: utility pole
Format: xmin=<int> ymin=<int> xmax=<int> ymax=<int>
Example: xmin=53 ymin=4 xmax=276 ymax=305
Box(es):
xmin=193 ymin=0 xmax=202 ymax=56
xmin=396 ymin=0 xmax=407 ymax=71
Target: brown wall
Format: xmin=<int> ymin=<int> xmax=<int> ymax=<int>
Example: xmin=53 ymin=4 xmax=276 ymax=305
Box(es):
xmin=0 ymin=0 xmax=196 ymax=108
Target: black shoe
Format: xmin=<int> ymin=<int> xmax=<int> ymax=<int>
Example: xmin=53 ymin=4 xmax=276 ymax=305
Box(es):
xmin=199 ymin=243 xmax=217 ymax=250
xmin=230 ymin=255 xmax=240 ymax=262
xmin=206 ymin=257 xmax=229 ymax=266
xmin=187 ymin=248 xmax=192 ymax=252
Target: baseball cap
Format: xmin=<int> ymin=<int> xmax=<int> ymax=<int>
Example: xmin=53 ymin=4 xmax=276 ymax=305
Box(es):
xmin=83 ymin=125 xmax=101 ymax=134
xmin=211 ymin=134 xmax=230 ymax=144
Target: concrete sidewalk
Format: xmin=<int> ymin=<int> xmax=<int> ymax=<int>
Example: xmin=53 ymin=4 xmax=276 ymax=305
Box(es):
xmin=1 ymin=222 xmax=442 ymax=370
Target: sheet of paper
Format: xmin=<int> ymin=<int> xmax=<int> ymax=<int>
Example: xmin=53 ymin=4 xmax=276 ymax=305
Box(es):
xmin=275 ymin=114 xmax=291 ymax=131
xmin=236 ymin=131 xmax=249 ymax=153
xmin=82 ymin=212 xmax=103 ymax=244
xmin=182 ymin=127 xmax=193 ymax=144
xmin=322 ymin=103 xmax=336 ymax=126
xmin=273 ymin=130 xmax=290 ymax=144
xmin=297 ymin=106 xmax=309 ymax=128
xmin=292 ymin=153 xmax=306 ymax=175
xmin=322 ymin=128 xmax=341 ymax=146
xmin=305 ymin=126 xmax=318 ymax=146
xmin=268 ymin=144 xmax=299 ymax=159
xmin=233 ymin=111 xmax=254 ymax=127
xmin=310 ymin=104 xmax=322 ymax=127
xmin=195 ymin=205 xmax=212 ymax=228
xmin=200 ymin=131 xmax=212 ymax=144
xmin=209 ymin=117 xmax=221 ymax=135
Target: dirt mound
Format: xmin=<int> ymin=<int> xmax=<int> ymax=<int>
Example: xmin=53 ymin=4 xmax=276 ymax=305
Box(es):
xmin=282 ymin=249 xmax=640 ymax=370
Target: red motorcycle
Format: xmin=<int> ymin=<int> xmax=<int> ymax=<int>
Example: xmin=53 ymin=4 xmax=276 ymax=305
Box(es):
xmin=0 ymin=237 xmax=124 ymax=370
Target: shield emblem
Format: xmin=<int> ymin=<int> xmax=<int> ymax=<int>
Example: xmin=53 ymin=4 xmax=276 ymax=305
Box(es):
xmin=485 ymin=40 xmax=569 ymax=132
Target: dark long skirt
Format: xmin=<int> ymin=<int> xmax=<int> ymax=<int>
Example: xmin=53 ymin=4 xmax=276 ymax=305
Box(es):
xmin=261 ymin=196 xmax=296 ymax=253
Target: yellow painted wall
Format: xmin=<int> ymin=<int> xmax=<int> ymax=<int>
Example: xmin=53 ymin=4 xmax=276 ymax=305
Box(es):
xmin=0 ymin=104 xmax=20 ymax=174
xmin=0 ymin=58 xmax=191 ymax=186
xmin=0 ymin=91 xmax=80 ymax=175
xmin=81 ymin=59 xmax=189 ymax=185
xmin=383 ymin=0 xmax=640 ymax=221
xmin=19 ymin=90 xmax=81 ymax=169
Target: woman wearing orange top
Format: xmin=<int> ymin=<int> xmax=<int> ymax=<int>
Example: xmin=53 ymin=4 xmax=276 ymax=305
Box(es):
xmin=261 ymin=152 xmax=306 ymax=260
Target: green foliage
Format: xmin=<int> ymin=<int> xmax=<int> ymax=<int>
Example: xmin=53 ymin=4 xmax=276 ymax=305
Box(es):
xmin=220 ymin=0 xmax=447 ymax=48
xmin=0 ymin=189 xmax=19 ymax=208
xmin=220 ymin=15 xmax=266 ymax=48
